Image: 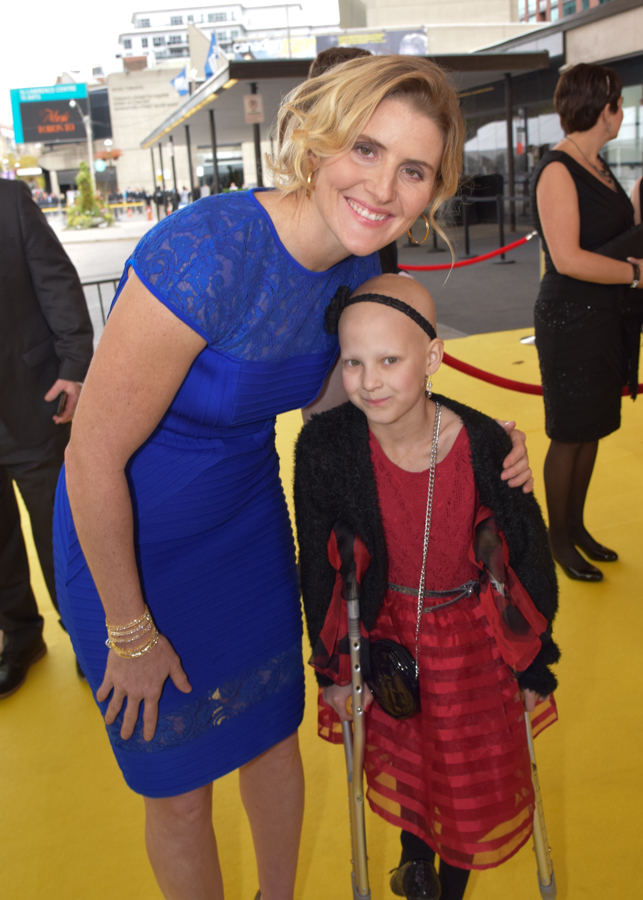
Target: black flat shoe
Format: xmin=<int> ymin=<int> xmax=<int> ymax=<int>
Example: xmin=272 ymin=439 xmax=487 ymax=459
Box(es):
xmin=0 ymin=638 xmax=47 ymax=699
xmin=554 ymin=558 xmax=603 ymax=582
xmin=576 ymin=542 xmax=618 ymax=562
xmin=390 ymin=860 xmax=441 ymax=900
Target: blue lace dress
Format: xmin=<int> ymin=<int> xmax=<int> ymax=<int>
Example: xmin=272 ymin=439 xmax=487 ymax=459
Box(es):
xmin=53 ymin=190 xmax=379 ymax=797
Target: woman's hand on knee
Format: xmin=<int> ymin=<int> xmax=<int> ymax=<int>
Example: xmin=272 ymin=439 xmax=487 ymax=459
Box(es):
xmin=497 ymin=421 xmax=534 ymax=493
xmin=97 ymin=634 xmax=192 ymax=741
xmin=323 ymin=683 xmax=373 ymax=722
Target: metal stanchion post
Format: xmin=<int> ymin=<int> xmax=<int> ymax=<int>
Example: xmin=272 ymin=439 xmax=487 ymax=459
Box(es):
xmin=493 ymin=194 xmax=515 ymax=265
xmin=462 ymin=196 xmax=471 ymax=257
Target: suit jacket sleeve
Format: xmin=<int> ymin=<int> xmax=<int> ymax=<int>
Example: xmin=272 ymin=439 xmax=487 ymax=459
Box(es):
xmin=17 ymin=182 xmax=93 ymax=382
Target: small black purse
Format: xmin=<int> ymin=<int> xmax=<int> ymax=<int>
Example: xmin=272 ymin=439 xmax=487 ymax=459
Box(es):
xmin=367 ymin=639 xmax=420 ymax=720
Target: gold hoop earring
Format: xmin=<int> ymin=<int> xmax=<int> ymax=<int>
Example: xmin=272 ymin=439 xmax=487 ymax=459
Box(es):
xmin=407 ymin=213 xmax=430 ymax=245
xmin=425 ymin=374 xmax=433 ymax=398
xmin=305 ymin=171 xmax=314 ymax=199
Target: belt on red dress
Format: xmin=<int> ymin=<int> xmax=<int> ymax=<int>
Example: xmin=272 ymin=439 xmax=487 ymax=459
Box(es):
xmin=387 ymin=579 xmax=479 ymax=613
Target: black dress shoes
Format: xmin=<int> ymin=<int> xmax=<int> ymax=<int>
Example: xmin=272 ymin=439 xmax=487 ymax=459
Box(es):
xmin=0 ymin=637 xmax=47 ymax=699
xmin=390 ymin=860 xmax=441 ymax=900
xmin=576 ymin=542 xmax=618 ymax=562
xmin=554 ymin=558 xmax=603 ymax=582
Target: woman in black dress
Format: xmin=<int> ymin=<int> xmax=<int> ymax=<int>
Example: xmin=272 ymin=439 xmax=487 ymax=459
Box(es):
xmin=532 ymin=63 xmax=643 ymax=582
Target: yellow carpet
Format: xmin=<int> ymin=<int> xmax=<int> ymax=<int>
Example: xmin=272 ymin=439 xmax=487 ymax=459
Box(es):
xmin=3 ymin=328 xmax=642 ymax=899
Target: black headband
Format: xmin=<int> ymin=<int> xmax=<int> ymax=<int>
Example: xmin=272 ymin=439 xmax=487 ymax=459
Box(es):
xmin=324 ymin=285 xmax=437 ymax=341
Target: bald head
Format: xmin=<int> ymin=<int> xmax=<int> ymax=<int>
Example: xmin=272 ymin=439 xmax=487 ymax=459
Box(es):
xmin=352 ymin=274 xmax=437 ymax=333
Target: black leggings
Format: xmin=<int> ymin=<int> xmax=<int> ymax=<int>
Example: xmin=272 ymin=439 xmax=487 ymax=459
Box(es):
xmin=401 ymin=831 xmax=471 ymax=900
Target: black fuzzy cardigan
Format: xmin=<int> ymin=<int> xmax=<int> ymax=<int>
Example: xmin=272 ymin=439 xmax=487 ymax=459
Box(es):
xmin=294 ymin=396 xmax=560 ymax=696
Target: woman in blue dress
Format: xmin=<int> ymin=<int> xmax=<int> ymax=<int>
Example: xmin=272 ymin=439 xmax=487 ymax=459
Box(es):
xmin=53 ymin=55 xmax=532 ymax=900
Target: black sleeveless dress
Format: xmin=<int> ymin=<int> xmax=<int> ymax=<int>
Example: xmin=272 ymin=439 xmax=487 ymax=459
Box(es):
xmin=530 ymin=150 xmax=640 ymax=443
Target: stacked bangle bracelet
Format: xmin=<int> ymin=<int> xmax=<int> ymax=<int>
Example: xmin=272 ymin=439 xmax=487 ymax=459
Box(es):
xmin=105 ymin=606 xmax=160 ymax=658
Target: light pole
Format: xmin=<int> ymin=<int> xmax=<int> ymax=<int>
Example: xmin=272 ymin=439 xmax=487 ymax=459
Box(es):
xmin=284 ymin=3 xmax=302 ymax=59
xmin=69 ymin=99 xmax=95 ymax=194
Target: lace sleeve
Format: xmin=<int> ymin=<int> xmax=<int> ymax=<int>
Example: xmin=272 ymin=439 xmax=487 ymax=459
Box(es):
xmin=129 ymin=196 xmax=247 ymax=345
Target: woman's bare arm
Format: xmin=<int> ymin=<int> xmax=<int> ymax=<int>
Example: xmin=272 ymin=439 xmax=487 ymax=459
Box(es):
xmin=65 ymin=270 xmax=206 ymax=740
xmin=632 ymin=177 xmax=642 ymax=226
xmin=537 ymin=162 xmax=642 ymax=284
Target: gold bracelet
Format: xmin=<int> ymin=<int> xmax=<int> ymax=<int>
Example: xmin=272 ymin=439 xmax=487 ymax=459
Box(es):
xmin=106 ymin=606 xmax=152 ymax=635
xmin=105 ymin=606 xmax=159 ymax=656
xmin=108 ymin=630 xmax=159 ymax=659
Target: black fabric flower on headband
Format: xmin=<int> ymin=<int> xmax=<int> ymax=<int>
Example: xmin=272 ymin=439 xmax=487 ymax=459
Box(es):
xmin=324 ymin=284 xmax=437 ymax=341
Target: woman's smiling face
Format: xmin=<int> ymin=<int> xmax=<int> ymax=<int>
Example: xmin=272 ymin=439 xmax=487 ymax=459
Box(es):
xmin=309 ymin=97 xmax=445 ymax=259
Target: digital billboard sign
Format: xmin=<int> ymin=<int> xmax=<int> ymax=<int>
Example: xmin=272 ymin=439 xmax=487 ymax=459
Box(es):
xmin=10 ymin=83 xmax=88 ymax=144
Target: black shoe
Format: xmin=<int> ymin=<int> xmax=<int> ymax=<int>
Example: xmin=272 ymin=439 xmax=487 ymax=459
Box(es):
xmin=554 ymin=557 xmax=603 ymax=582
xmin=76 ymin=658 xmax=86 ymax=679
xmin=0 ymin=638 xmax=47 ymax=699
xmin=390 ymin=860 xmax=441 ymax=900
xmin=576 ymin=542 xmax=618 ymax=562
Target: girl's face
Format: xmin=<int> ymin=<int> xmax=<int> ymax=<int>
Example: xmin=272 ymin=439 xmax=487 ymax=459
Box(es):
xmin=339 ymin=303 xmax=442 ymax=429
xmin=309 ymin=97 xmax=445 ymax=259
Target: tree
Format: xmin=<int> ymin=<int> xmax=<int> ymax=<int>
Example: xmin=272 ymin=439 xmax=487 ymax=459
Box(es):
xmin=66 ymin=161 xmax=113 ymax=229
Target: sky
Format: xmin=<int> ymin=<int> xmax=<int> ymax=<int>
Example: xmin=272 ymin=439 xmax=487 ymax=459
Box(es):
xmin=1 ymin=0 xmax=138 ymax=126
xmin=1 ymin=0 xmax=337 ymax=129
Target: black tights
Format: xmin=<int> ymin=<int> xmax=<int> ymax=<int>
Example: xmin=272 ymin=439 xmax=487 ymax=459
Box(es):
xmin=543 ymin=438 xmax=607 ymax=569
xmin=400 ymin=831 xmax=470 ymax=900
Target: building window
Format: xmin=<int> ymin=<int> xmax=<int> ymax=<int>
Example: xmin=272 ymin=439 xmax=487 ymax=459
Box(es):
xmin=123 ymin=38 xmax=132 ymax=49
xmin=170 ymin=15 xmax=183 ymax=25
xmin=169 ymin=34 xmax=183 ymax=44
xmin=169 ymin=46 xmax=187 ymax=56
xmin=141 ymin=37 xmax=148 ymax=47
xmin=153 ymin=36 xmax=165 ymax=46
xmin=562 ymin=1 xmax=577 ymax=15
xmin=92 ymin=66 xmax=104 ymax=76
xmin=230 ymin=29 xmax=239 ymax=38
xmin=217 ymin=31 xmax=227 ymax=40
xmin=188 ymin=14 xmax=193 ymax=21
xmin=138 ymin=18 xmax=151 ymax=28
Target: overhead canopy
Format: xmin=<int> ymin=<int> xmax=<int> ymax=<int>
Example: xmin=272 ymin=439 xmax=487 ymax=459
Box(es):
xmin=140 ymin=52 xmax=550 ymax=151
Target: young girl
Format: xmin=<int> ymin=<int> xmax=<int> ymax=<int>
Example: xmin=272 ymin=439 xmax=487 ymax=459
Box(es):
xmin=294 ymin=274 xmax=560 ymax=900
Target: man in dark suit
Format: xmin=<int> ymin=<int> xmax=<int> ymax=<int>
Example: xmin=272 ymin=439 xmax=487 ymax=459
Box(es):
xmin=0 ymin=178 xmax=93 ymax=697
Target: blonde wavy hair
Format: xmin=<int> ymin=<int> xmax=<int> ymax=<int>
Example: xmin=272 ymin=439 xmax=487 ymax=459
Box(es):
xmin=267 ymin=55 xmax=465 ymax=242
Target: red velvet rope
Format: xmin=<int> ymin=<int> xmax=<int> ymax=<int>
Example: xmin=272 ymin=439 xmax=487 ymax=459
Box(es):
xmin=399 ymin=232 xmax=537 ymax=271
xmin=442 ymin=352 xmax=543 ymax=395
xmin=442 ymin=353 xmax=641 ymax=396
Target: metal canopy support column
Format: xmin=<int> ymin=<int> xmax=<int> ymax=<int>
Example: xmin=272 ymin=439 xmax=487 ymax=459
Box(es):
xmin=185 ymin=124 xmax=195 ymax=197
xmin=505 ymin=73 xmax=516 ymax=233
xmin=250 ymin=82 xmax=263 ymax=188
xmin=208 ymin=108 xmax=221 ymax=195
xmin=150 ymin=147 xmax=156 ymax=192
xmin=169 ymin=134 xmax=178 ymax=192
xmin=158 ymin=143 xmax=166 ymax=192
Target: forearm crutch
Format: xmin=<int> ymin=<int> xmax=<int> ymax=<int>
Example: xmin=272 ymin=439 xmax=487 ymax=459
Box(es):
xmin=334 ymin=522 xmax=371 ymax=900
xmin=525 ymin=712 xmax=557 ymax=899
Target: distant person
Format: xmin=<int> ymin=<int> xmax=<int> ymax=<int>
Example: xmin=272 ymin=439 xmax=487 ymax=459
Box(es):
xmin=153 ymin=187 xmax=165 ymax=220
xmin=531 ymin=63 xmax=643 ymax=582
xmin=0 ymin=179 xmax=93 ymax=698
xmin=200 ymin=182 xmax=210 ymax=198
xmin=179 ymin=186 xmax=190 ymax=208
xmin=307 ymin=44 xmax=371 ymax=79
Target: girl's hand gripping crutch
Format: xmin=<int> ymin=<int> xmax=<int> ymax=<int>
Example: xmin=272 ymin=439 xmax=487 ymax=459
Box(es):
xmin=333 ymin=521 xmax=372 ymax=900
xmin=525 ymin=711 xmax=557 ymax=898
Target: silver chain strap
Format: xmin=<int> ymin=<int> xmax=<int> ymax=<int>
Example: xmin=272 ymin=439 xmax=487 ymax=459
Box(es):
xmin=413 ymin=401 xmax=441 ymax=677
